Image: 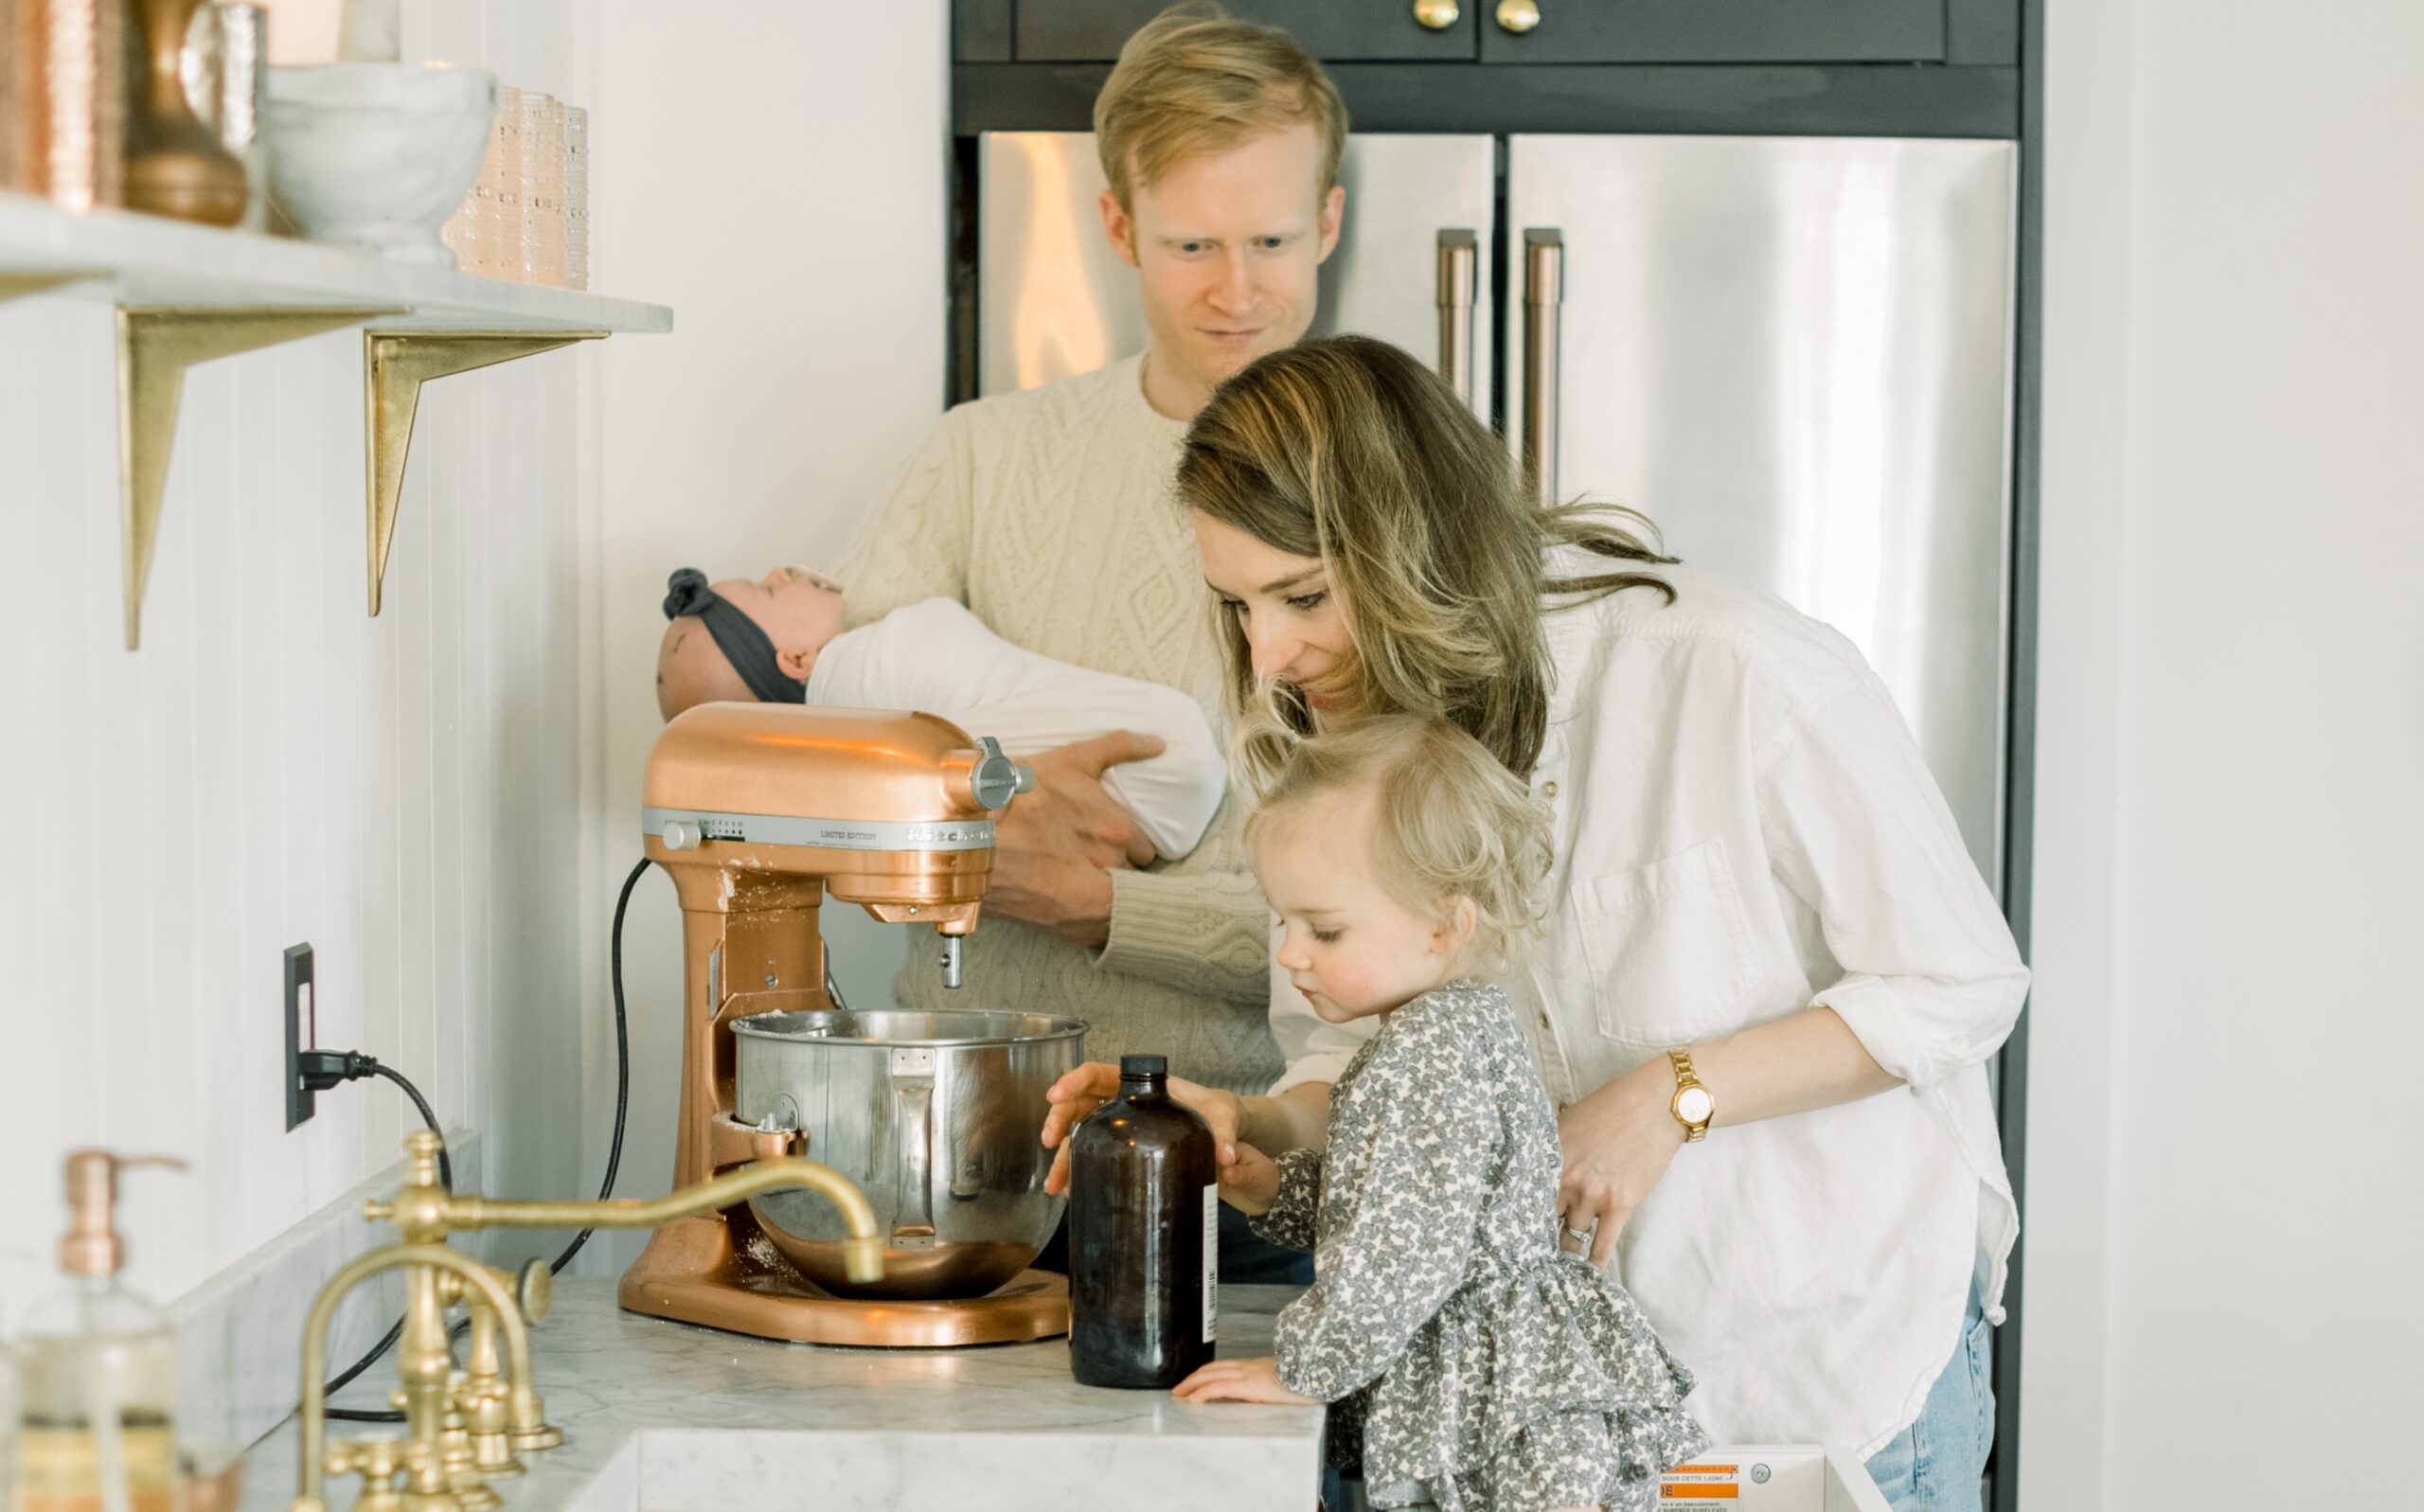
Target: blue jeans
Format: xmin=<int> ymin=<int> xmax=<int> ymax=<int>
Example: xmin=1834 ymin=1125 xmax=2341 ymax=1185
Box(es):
xmin=1863 ymin=1290 xmax=1996 ymax=1512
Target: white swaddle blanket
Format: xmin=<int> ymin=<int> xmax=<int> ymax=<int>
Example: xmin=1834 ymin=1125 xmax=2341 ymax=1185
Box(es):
xmin=804 ymin=597 xmax=1227 ymax=858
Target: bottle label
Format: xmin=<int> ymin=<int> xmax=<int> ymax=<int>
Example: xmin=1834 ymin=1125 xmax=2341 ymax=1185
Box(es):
xmin=1203 ymin=1183 xmax=1220 ymax=1343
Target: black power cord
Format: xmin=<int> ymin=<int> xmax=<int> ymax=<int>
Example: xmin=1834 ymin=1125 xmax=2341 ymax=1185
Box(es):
xmin=303 ymin=1055 xmax=454 ymax=1419
xmin=309 ymin=857 xmax=649 ymax=1421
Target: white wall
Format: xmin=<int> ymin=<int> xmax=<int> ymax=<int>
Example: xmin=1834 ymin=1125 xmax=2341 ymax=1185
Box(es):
xmin=579 ymin=0 xmax=948 ymax=1272
xmin=0 ymin=0 xmax=592 ymax=1346
xmin=2026 ymin=2 xmax=2424 ymax=1504
xmin=0 ymin=0 xmax=951 ymax=1350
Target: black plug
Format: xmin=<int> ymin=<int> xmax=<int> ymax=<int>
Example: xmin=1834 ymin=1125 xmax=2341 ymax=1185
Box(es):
xmin=297 ymin=1048 xmax=379 ymax=1094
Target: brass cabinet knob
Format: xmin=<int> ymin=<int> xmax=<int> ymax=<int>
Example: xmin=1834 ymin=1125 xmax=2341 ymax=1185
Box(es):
xmin=1496 ymin=0 xmax=1542 ymax=33
xmin=1414 ymin=0 xmax=1459 ymax=28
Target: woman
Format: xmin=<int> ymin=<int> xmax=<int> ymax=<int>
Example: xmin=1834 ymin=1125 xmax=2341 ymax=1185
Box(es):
xmin=1043 ymin=335 xmax=2025 ymax=1510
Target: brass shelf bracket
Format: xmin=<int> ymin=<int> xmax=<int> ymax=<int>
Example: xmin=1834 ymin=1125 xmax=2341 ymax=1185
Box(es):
xmin=116 ymin=305 xmax=400 ymax=649
xmin=365 ymin=329 xmax=606 ymax=615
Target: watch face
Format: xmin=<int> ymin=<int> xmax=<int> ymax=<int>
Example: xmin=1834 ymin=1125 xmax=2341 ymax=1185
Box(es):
xmin=1676 ymin=1086 xmax=1715 ymax=1125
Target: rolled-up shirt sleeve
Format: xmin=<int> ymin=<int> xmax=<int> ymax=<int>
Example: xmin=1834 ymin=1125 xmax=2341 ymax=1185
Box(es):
xmin=1757 ymin=680 xmax=2029 ymax=1090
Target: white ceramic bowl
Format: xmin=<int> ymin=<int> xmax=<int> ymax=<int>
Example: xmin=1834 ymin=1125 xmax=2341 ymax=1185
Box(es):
xmin=262 ymin=63 xmax=497 ymax=267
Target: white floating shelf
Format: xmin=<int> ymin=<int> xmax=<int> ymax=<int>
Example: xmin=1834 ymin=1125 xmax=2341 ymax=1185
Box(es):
xmin=0 ymin=189 xmax=670 ymax=332
xmin=2 ymin=190 xmax=671 ymax=648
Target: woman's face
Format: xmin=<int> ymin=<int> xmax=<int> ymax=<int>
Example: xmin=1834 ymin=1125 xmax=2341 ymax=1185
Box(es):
xmin=1193 ymin=512 xmax=1356 ymax=713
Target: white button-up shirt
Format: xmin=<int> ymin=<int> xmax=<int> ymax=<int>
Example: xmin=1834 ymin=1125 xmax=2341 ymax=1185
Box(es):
xmin=1266 ymin=560 xmax=2027 ymax=1455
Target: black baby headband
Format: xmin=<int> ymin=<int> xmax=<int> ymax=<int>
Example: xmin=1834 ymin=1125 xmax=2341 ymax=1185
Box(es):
xmin=662 ymin=567 xmax=807 ymax=703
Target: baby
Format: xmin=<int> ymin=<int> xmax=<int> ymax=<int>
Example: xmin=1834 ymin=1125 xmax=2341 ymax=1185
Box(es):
xmin=654 ymin=566 xmax=1225 ymax=858
xmin=1174 ymin=715 xmax=1706 ymax=1512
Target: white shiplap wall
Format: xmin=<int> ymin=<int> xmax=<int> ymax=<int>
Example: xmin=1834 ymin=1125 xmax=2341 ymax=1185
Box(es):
xmin=580 ymin=0 xmax=948 ymax=1274
xmin=0 ymin=0 xmax=599 ymax=1329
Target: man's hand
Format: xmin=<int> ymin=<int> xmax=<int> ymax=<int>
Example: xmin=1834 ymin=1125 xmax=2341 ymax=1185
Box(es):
xmin=1041 ymin=1060 xmax=1244 ymax=1197
xmin=1170 ymin=1356 xmax=1316 ymax=1406
xmin=985 ymin=732 xmax=1164 ymax=948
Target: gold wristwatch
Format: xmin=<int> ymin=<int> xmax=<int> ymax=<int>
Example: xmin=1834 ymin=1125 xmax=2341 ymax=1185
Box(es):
xmin=1667 ymin=1048 xmax=1714 ymax=1142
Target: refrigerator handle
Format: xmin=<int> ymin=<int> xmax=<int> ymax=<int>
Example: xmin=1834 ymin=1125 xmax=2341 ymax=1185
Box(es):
xmin=1435 ymin=229 xmax=1478 ymax=408
xmin=1523 ymin=228 xmax=1564 ymax=503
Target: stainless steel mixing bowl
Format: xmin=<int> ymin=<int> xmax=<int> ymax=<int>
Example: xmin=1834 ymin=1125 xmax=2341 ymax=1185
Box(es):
xmin=731 ymin=1004 xmax=1086 ymax=1300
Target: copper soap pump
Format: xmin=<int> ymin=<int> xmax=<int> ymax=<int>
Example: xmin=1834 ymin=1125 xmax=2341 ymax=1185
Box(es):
xmin=14 ymin=1151 xmax=191 ymax=1512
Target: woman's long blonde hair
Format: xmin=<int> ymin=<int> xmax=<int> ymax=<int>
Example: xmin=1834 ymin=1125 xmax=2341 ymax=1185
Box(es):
xmin=1175 ymin=334 xmax=1675 ymax=778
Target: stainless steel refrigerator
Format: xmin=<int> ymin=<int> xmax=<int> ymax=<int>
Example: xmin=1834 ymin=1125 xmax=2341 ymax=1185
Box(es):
xmin=978 ymin=131 xmax=2018 ymax=888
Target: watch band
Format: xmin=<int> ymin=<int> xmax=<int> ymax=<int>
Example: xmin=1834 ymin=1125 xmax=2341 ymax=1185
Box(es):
xmin=1667 ymin=1047 xmax=1714 ymax=1142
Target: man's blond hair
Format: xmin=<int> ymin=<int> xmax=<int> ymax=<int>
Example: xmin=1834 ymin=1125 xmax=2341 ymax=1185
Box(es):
xmin=1093 ymin=5 xmax=1347 ymax=211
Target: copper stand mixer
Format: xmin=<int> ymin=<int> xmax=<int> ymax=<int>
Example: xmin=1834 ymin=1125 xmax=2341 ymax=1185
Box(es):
xmin=622 ymin=704 xmax=1081 ymax=1346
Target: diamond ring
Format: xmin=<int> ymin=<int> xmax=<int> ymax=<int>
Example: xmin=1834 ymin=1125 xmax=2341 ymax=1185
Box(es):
xmin=1561 ymin=1224 xmax=1594 ymax=1245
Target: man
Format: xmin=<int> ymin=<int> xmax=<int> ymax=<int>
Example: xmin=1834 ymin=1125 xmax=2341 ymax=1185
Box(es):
xmin=829 ymin=8 xmax=1348 ymax=1277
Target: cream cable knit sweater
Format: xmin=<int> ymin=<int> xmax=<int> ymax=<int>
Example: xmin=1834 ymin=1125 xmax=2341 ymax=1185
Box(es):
xmin=833 ymin=355 xmax=1280 ymax=1096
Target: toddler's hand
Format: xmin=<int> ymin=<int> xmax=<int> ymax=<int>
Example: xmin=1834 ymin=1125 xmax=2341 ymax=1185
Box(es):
xmin=1171 ymin=1355 xmax=1316 ymax=1406
xmin=1218 ymin=1140 xmax=1281 ymax=1217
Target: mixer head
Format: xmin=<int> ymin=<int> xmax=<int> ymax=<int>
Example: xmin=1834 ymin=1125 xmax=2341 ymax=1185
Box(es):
xmin=640 ymin=703 xmax=1032 ymax=938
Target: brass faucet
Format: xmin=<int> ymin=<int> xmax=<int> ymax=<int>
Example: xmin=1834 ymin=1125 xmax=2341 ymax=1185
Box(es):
xmin=294 ymin=1130 xmax=882 ymax=1512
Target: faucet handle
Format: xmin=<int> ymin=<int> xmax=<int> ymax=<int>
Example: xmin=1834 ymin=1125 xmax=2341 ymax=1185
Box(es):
xmin=325 ymin=1437 xmax=405 ymax=1512
xmin=514 ymin=1258 xmax=553 ymax=1324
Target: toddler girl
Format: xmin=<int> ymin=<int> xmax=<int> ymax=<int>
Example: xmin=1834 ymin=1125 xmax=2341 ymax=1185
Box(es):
xmin=1172 ymin=715 xmax=1706 ymax=1512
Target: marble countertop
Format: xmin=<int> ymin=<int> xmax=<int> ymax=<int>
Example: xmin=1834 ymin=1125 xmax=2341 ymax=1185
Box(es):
xmin=238 ymin=1281 xmax=1323 ymax=1512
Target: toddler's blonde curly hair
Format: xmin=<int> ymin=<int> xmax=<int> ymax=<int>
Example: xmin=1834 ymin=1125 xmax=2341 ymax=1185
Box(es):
xmin=1238 ymin=714 xmax=1554 ymax=970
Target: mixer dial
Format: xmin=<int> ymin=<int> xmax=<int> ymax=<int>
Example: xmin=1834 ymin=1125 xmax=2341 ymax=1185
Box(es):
xmin=969 ymin=737 xmax=1031 ymax=811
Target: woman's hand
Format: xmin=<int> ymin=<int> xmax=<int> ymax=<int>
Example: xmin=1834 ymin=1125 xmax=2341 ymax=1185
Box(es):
xmin=1170 ymin=1355 xmax=1317 ymax=1406
xmin=1555 ymin=1058 xmax=1686 ymax=1267
xmin=1041 ymin=1061 xmax=1244 ymax=1197
xmin=1217 ymin=1141 xmax=1281 ymax=1217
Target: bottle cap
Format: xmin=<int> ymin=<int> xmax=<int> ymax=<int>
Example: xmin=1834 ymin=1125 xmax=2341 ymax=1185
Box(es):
xmin=1119 ymin=1054 xmax=1167 ymax=1078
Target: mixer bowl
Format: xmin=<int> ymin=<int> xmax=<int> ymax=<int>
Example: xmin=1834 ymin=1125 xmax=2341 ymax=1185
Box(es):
xmin=731 ymin=1004 xmax=1086 ymax=1300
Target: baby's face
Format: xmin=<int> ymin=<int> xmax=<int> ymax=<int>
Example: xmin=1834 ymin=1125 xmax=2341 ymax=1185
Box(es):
xmin=716 ymin=565 xmax=847 ymax=652
xmin=1255 ymin=790 xmax=1466 ymax=1023
xmin=655 ymin=566 xmax=848 ymax=720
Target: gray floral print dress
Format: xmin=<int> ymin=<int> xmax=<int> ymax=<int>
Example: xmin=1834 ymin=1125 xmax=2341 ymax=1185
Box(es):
xmin=1252 ymin=978 xmax=1707 ymax=1512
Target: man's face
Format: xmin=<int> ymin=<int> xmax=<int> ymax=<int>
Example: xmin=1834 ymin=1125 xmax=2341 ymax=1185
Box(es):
xmin=1101 ymin=123 xmax=1345 ymax=415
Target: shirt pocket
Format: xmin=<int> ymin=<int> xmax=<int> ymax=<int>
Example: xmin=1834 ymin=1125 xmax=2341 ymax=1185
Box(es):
xmin=1572 ymin=840 xmax=1755 ymax=1044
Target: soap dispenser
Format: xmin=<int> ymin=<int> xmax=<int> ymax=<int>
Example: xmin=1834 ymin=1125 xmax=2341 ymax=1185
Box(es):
xmin=16 ymin=1151 xmax=187 ymax=1512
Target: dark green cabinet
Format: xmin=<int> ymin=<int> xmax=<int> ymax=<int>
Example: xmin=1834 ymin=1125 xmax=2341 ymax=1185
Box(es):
xmin=957 ymin=2 xmax=2024 ymax=138
xmin=1014 ymin=0 xmax=1477 ymax=62
xmin=1479 ymin=0 xmax=1944 ymax=64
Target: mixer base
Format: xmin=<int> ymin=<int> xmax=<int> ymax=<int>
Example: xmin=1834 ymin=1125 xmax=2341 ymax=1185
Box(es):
xmin=619 ymin=1215 xmax=1072 ymax=1346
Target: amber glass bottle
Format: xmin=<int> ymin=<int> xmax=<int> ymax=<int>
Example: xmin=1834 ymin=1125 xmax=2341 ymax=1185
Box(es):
xmin=1067 ymin=1055 xmax=1219 ymax=1388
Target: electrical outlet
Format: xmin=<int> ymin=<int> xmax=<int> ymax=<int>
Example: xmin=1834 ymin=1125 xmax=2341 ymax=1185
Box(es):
xmin=285 ymin=943 xmax=315 ymax=1130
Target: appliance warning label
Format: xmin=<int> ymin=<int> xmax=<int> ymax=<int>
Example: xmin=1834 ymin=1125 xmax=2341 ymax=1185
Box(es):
xmin=1659 ymin=1463 xmax=1741 ymax=1502
xmin=1203 ymin=1184 xmax=1220 ymax=1343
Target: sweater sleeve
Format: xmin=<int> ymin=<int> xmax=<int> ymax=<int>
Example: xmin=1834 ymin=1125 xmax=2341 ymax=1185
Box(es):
xmin=831 ymin=409 xmax=972 ymax=627
xmin=1096 ymin=860 xmax=1274 ymax=1006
